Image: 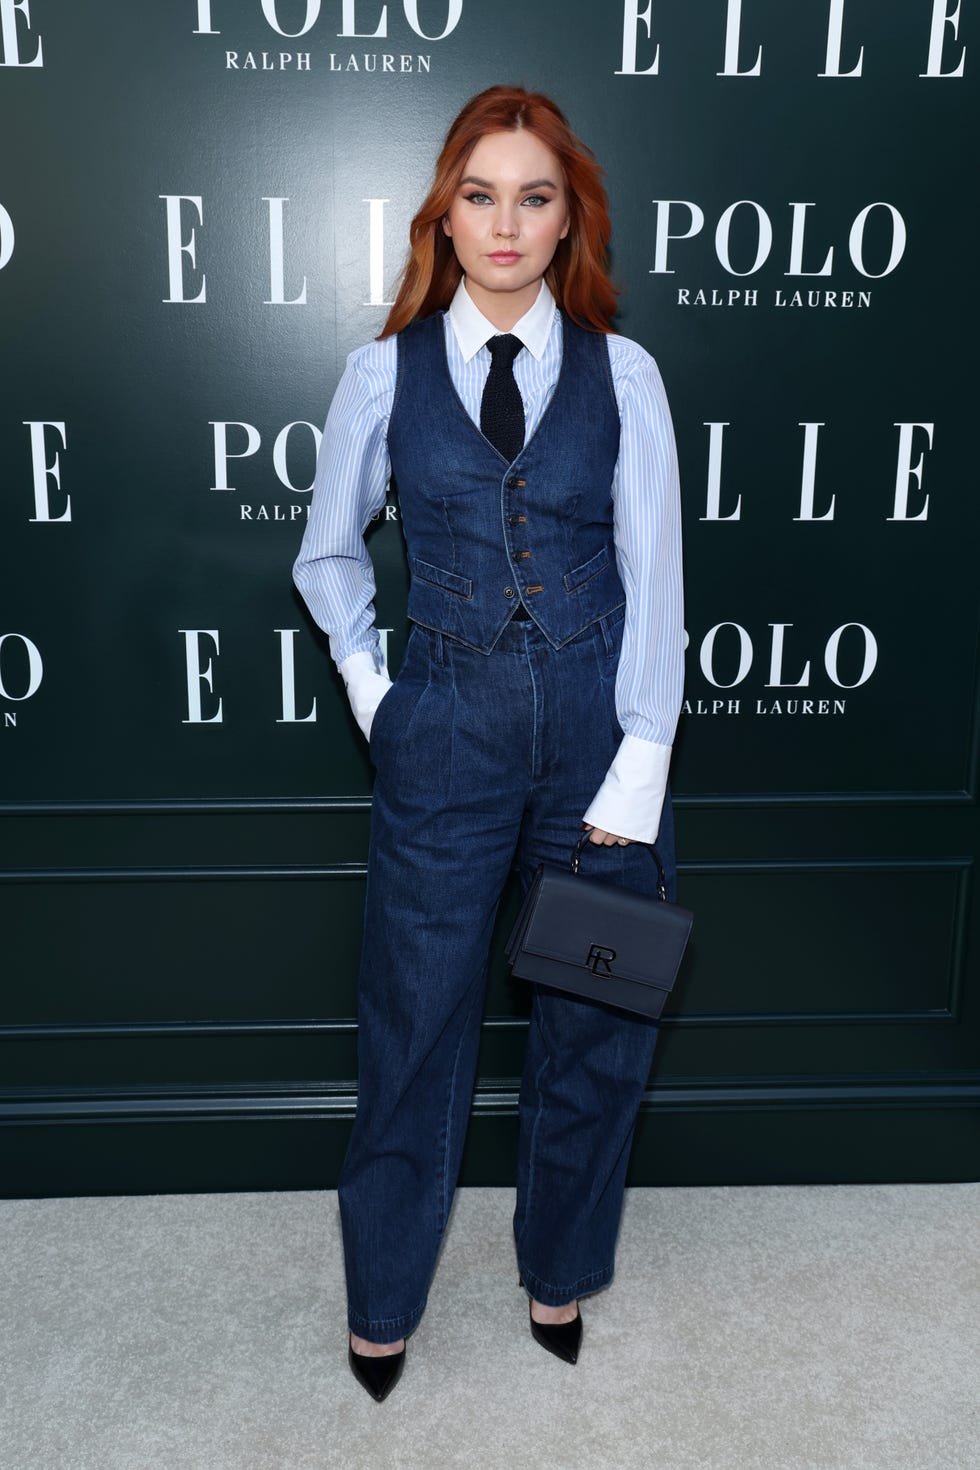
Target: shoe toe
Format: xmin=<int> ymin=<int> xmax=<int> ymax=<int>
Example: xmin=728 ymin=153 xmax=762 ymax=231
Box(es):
xmin=348 ymin=1341 xmax=405 ymax=1401
xmin=528 ymin=1304 xmax=582 ymax=1365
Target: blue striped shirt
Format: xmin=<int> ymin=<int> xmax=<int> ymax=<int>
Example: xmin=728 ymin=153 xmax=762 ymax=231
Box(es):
xmin=293 ymin=279 xmax=684 ymax=842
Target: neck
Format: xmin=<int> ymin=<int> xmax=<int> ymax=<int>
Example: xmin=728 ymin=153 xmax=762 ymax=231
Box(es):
xmin=464 ymin=277 xmax=541 ymax=332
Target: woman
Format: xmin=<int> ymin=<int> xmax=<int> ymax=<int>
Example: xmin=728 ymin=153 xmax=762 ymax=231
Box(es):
xmin=293 ymin=86 xmax=684 ymax=1402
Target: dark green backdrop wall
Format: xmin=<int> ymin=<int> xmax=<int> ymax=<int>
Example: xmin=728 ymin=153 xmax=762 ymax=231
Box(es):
xmin=1 ymin=1 xmax=977 ymax=1196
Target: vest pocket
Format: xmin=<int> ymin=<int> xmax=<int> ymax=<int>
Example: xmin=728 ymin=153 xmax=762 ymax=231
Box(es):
xmin=412 ymin=557 xmax=473 ymax=600
xmin=563 ymin=546 xmax=609 ymax=593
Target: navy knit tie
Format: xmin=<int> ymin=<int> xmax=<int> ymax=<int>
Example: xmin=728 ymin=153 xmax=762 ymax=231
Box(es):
xmin=480 ymin=334 xmax=525 ymax=463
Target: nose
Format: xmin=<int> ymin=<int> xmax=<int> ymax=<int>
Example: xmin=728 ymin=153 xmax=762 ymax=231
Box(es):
xmin=494 ymin=206 xmax=518 ymax=239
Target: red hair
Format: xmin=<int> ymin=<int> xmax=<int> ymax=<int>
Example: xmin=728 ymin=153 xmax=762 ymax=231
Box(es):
xmin=380 ymin=86 xmax=617 ymax=337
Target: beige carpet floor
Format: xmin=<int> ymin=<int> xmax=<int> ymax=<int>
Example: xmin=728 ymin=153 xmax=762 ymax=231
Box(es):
xmin=1 ymin=1183 xmax=978 ymax=1469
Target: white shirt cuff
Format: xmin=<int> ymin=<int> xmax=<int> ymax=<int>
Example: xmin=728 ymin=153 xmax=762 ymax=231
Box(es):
xmin=582 ymin=734 xmax=672 ymax=845
xmin=338 ymin=650 xmax=392 ymax=741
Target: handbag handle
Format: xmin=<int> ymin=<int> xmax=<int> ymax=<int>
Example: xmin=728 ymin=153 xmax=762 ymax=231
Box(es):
xmin=571 ymin=830 xmax=668 ymax=902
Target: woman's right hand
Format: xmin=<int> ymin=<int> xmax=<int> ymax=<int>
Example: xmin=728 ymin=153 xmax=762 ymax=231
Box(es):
xmin=339 ymin=652 xmax=393 ymax=741
xmin=360 ymin=673 xmax=394 ymax=742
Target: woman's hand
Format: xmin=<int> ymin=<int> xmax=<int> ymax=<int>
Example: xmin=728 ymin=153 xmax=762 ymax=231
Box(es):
xmin=583 ymin=824 xmax=631 ymax=847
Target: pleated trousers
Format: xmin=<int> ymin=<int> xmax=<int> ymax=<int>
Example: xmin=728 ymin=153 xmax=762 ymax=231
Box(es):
xmin=338 ymin=607 xmax=676 ymax=1341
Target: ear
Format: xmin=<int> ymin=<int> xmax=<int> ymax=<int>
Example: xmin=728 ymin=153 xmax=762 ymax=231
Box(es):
xmin=559 ymin=213 xmax=570 ymax=241
xmin=442 ymin=214 xmax=453 ymax=238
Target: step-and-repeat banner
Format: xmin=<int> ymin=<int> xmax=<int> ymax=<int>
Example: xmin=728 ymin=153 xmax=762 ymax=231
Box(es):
xmin=2 ymin=2 xmax=977 ymax=1189
xmin=2 ymin=2 xmax=975 ymax=806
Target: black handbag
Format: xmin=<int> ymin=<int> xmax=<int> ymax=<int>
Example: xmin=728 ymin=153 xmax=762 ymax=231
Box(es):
xmin=505 ymin=832 xmax=693 ymax=1020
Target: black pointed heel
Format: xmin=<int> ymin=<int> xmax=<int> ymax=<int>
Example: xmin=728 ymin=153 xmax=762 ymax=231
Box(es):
xmin=348 ymin=1337 xmax=406 ymax=1402
xmin=520 ymin=1280 xmax=583 ymax=1364
xmin=528 ymin=1301 xmax=582 ymax=1364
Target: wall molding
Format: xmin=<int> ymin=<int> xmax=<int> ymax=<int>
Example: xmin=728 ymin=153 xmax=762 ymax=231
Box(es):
xmin=1 ymin=856 xmax=971 ymax=883
xmin=0 ymin=863 xmax=366 ymax=883
xmin=0 ymin=798 xmax=374 ymax=816
xmin=0 ymin=787 xmax=976 ymax=817
xmin=1 ymin=1075 xmax=978 ymax=1126
xmin=2 ymin=856 xmax=970 ymax=1028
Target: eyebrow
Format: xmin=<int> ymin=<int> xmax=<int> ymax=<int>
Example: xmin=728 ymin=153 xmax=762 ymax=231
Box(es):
xmin=460 ymin=175 xmax=560 ymax=192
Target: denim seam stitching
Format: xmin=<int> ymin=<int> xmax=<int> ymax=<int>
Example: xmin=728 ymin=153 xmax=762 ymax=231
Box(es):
xmin=439 ymin=976 xmax=483 ymax=1234
xmin=348 ymin=1299 xmax=426 ymax=1331
xmin=527 ymin=629 xmax=543 ymax=782
xmin=552 ymin=600 xmax=627 ymax=650
xmin=518 ymin=1265 xmax=613 ymax=1296
xmin=516 ymin=975 xmax=561 ymax=1252
xmin=562 ymin=547 xmax=609 ymax=594
xmin=514 ymin=1044 xmax=551 ymax=1255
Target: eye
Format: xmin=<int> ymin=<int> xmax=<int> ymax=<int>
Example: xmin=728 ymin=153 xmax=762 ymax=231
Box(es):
xmin=521 ymin=195 xmax=551 ymax=208
xmin=464 ymin=191 xmax=492 ymax=205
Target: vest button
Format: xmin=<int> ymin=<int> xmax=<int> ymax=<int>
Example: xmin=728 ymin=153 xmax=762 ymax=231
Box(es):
xmin=506 ymin=476 xmax=526 ymax=489
xmin=503 ymin=586 xmax=516 ymax=598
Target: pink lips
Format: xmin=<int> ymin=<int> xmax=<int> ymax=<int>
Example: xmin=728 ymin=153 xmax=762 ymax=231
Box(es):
xmin=488 ymin=251 xmax=521 ymax=264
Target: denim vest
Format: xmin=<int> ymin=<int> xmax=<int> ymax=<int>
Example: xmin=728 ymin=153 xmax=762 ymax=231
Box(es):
xmin=386 ymin=310 xmax=625 ymax=652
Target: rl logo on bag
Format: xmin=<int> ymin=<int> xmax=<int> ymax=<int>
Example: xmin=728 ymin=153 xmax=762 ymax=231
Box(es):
xmin=506 ymin=833 xmax=694 ymax=1021
xmin=586 ymin=944 xmax=617 ymax=976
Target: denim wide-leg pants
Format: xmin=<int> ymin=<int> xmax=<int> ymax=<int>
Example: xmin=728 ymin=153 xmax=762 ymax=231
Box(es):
xmin=337 ymin=607 xmax=676 ymax=1342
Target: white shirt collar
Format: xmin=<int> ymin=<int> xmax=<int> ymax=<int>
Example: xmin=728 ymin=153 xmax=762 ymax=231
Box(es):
xmin=448 ymin=277 xmax=557 ymax=363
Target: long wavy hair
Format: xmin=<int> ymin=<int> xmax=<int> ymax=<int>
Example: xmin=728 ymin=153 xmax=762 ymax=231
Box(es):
xmin=379 ymin=86 xmax=617 ymax=337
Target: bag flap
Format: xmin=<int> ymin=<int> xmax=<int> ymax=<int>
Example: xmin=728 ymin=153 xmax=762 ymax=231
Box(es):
xmin=517 ymin=866 xmax=693 ymax=991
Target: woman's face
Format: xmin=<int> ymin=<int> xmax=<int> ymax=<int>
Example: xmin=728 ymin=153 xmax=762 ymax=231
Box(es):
xmin=442 ymin=129 xmax=570 ymax=326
